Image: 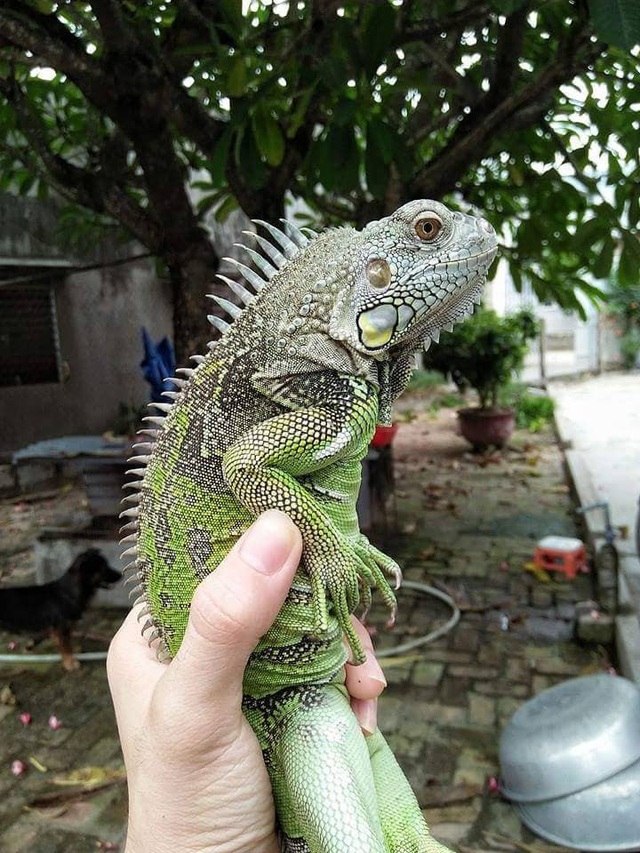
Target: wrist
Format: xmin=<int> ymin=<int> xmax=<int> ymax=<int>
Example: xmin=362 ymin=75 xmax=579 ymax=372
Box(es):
xmin=124 ymin=820 xmax=282 ymax=853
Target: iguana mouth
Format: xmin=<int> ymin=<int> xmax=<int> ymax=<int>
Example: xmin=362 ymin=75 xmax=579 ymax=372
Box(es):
xmin=397 ymin=276 xmax=484 ymax=353
xmin=412 ymin=246 xmax=498 ymax=276
xmin=424 ymin=279 xmax=483 ymax=335
xmin=395 ymin=243 xmax=497 ymax=351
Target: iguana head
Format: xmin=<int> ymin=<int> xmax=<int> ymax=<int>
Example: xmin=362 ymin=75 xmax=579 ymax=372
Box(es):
xmin=328 ymin=199 xmax=498 ymax=357
xmin=218 ymin=200 xmax=497 ymax=379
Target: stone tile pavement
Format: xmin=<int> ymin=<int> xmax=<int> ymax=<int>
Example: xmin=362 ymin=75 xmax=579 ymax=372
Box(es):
xmin=372 ymin=410 xmax=603 ymax=850
xmin=550 ymin=372 xmax=640 ymax=682
xmin=0 ymin=406 xmax=610 ymax=852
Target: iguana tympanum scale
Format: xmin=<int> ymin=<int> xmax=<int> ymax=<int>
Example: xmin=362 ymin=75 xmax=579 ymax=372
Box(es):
xmin=121 ymin=200 xmax=498 ymax=852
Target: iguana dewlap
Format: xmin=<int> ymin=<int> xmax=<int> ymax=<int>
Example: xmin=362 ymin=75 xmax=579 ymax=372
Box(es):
xmin=121 ymin=200 xmax=497 ymax=852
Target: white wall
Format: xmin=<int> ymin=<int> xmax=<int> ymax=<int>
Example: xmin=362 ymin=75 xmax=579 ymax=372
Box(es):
xmin=0 ymin=256 xmax=172 ymax=451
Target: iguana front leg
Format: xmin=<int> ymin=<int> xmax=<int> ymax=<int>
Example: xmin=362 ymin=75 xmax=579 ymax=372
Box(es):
xmin=222 ymin=373 xmax=398 ymax=662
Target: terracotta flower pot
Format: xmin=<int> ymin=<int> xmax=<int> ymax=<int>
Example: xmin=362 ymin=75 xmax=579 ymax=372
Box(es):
xmin=457 ymin=407 xmax=515 ymax=451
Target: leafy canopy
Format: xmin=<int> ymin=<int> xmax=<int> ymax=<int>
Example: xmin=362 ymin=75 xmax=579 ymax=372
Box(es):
xmin=0 ymin=0 xmax=637 ymax=333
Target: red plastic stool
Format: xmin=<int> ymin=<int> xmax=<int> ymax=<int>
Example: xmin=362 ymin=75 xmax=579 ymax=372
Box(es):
xmin=534 ymin=536 xmax=587 ymax=580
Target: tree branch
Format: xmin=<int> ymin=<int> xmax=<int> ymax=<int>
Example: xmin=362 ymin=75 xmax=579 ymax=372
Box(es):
xmin=0 ymin=3 xmax=98 ymax=81
xmin=0 ymin=75 xmax=163 ymax=251
xmin=489 ymin=4 xmax=531 ymax=102
xmin=411 ymin=23 xmax=604 ymax=200
xmin=402 ymin=3 xmax=493 ymax=44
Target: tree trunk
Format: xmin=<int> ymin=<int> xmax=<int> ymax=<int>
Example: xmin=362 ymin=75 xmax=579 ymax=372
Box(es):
xmin=170 ymin=236 xmax=220 ymax=366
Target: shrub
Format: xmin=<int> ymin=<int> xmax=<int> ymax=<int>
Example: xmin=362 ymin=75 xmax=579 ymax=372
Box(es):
xmin=424 ymin=309 xmax=540 ymax=409
xmin=506 ymin=386 xmax=556 ymax=432
xmin=619 ymin=328 xmax=640 ymax=369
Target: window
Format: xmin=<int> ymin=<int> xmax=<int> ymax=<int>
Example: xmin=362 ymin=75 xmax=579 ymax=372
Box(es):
xmin=0 ymin=270 xmax=62 ymax=387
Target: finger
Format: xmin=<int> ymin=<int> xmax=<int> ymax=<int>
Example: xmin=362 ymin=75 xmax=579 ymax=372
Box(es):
xmin=345 ymin=617 xmax=386 ymax=700
xmin=107 ymin=605 xmax=167 ymax=723
xmin=161 ymin=510 xmax=301 ymax=709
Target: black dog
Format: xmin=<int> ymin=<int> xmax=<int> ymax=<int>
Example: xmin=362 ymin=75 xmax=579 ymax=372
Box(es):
xmin=0 ymin=549 xmax=121 ymax=671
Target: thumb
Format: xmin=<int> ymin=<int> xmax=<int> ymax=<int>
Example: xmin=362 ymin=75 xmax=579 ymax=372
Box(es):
xmin=164 ymin=510 xmax=302 ymax=707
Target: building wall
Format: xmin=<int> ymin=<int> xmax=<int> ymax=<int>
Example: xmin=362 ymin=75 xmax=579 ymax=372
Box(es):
xmin=488 ymin=256 xmax=623 ymax=378
xmin=0 ymin=256 xmax=172 ymax=451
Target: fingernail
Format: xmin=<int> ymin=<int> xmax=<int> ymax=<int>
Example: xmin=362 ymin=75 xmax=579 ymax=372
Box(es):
xmin=371 ymin=672 xmax=387 ymax=688
xmin=353 ymin=698 xmax=377 ymax=736
xmin=239 ymin=510 xmax=297 ymax=575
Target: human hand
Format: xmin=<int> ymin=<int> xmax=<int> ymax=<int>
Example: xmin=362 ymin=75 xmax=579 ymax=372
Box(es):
xmin=107 ymin=510 xmax=387 ymax=853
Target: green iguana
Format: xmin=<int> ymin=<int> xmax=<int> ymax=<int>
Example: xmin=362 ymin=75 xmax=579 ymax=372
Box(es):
xmin=121 ymin=199 xmax=497 ymax=852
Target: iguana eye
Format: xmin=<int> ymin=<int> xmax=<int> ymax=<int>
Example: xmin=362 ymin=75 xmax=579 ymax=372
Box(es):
xmin=366 ymin=258 xmax=391 ymax=290
xmin=415 ymin=216 xmax=442 ymax=241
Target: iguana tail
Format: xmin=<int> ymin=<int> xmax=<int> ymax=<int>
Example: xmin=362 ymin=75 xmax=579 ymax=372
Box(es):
xmin=244 ymin=682 xmax=453 ymax=853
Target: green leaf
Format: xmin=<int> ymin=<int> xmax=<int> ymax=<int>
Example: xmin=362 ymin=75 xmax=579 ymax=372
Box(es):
xmin=18 ymin=172 xmax=35 ymax=194
xmin=333 ymin=98 xmax=357 ymax=127
xmin=628 ymin=183 xmax=640 ymax=230
xmin=287 ymin=84 xmax=317 ymax=139
xmin=24 ymin=0 xmax=55 ymax=12
xmin=365 ymin=139 xmax=389 ymax=198
xmin=516 ymin=218 xmax=544 ymax=257
xmin=209 ymin=131 xmax=232 ymax=187
xmin=592 ymin=234 xmax=615 ymax=280
xmin=578 ymin=281 xmax=608 ymax=306
xmin=362 ymin=3 xmax=396 ymax=77
xmin=367 ymin=117 xmax=396 ymax=164
xmin=317 ymin=125 xmax=360 ymax=193
xmin=587 ymin=0 xmax=640 ymax=49
xmin=196 ymin=193 xmax=214 ymax=215
xmin=251 ymin=107 xmax=285 ymax=167
xmin=365 ymin=120 xmax=391 ymax=198
xmin=215 ymin=194 xmax=239 ymax=223
xmin=618 ymin=230 xmax=640 ymax=286
xmin=227 ymin=55 xmax=247 ymax=98
xmin=509 ymin=259 xmax=523 ymax=292
xmin=574 ymin=217 xmax=604 ymax=250
xmin=234 ymin=127 xmax=268 ymax=190
xmin=219 ymin=0 xmax=244 ymax=42
xmin=489 ymin=0 xmax=529 ymax=13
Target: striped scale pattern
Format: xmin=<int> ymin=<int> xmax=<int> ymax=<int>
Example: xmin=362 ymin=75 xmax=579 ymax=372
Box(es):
xmin=119 ymin=217 xmax=314 ymax=644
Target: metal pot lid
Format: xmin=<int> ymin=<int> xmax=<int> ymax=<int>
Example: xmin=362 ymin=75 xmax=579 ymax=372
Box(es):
xmin=500 ymin=674 xmax=640 ymax=802
xmin=515 ymin=756 xmax=640 ymax=852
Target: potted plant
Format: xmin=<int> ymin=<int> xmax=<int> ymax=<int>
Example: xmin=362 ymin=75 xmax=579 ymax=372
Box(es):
xmin=606 ymin=284 xmax=640 ymax=369
xmin=424 ymin=308 xmax=539 ymax=450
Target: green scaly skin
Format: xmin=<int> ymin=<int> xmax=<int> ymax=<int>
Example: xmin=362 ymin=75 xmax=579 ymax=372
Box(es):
xmin=123 ymin=200 xmax=498 ymax=852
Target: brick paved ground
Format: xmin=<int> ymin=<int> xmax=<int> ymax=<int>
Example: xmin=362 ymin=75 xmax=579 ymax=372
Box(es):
xmin=370 ymin=408 xmax=602 ymax=851
xmin=0 ymin=404 xmax=609 ymax=852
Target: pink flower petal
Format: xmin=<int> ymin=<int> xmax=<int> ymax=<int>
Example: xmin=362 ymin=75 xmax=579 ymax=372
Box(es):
xmin=11 ymin=759 xmax=27 ymax=776
xmin=487 ymin=776 xmax=500 ymax=793
xmin=18 ymin=712 xmax=31 ymax=726
xmin=48 ymin=715 xmax=62 ymax=731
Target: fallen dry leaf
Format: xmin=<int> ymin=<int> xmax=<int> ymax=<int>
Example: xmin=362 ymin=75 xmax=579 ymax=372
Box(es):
xmin=53 ymin=765 xmax=126 ymax=788
xmin=29 ymin=756 xmax=48 ymax=773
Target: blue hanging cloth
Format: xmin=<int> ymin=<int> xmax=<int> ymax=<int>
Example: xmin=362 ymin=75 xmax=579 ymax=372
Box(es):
xmin=140 ymin=327 xmax=176 ymax=403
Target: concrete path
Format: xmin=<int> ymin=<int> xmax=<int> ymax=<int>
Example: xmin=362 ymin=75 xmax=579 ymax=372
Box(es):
xmin=550 ymin=371 xmax=640 ymax=680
